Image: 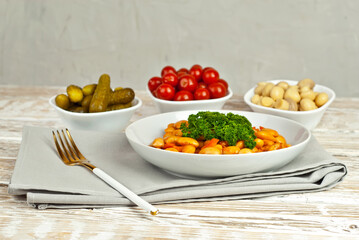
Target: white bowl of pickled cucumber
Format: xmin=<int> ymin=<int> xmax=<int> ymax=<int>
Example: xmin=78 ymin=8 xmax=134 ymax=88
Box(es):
xmin=50 ymin=74 xmax=142 ymax=132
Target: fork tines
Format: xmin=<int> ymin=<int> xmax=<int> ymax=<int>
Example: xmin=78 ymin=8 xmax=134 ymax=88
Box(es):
xmin=53 ymin=129 xmax=82 ymax=164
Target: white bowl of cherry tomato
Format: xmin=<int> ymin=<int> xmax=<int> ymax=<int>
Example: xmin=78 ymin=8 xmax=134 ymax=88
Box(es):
xmin=147 ymin=65 xmax=233 ymax=113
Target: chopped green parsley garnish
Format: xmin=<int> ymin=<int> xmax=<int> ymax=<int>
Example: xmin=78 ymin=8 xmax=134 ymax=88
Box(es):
xmin=180 ymin=111 xmax=256 ymax=149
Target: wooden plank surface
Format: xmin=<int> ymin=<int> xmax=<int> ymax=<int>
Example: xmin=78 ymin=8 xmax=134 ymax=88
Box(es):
xmin=0 ymin=85 xmax=358 ymax=239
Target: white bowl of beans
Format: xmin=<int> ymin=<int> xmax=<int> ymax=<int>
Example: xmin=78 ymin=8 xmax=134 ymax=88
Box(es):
xmin=244 ymin=80 xmax=336 ymax=130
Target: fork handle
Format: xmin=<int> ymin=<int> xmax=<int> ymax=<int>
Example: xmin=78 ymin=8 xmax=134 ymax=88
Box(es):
xmin=93 ymin=168 xmax=159 ymax=215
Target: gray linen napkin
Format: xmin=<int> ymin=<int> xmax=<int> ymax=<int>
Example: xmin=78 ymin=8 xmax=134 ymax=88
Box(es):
xmin=8 ymin=126 xmax=347 ymax=209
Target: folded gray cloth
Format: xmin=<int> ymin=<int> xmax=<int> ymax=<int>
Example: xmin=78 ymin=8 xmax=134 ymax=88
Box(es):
xmin=8 ymin=126 xmax=347 ymax=209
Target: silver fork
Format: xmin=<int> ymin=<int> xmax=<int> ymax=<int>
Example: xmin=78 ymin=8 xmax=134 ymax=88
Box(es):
xmin=52 ymin=128 xmax=159 ymax=215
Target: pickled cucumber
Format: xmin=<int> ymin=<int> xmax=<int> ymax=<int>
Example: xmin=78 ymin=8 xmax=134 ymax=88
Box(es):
xmin=106 ymin=102 xmax=132 ymax=111
xmin=109 ymin=88 xmax=135 ymax=105
xmin=55 ymin=94 xmax=70 ymax=110
xmin=82 ymin=84 xmax=97 ymax=96
xmin=67 ymin=85 xmax=83 ymax=103
xmin=89 ymin=74 xmax=111 ymax=113
xmin=114 ymin=86 xmax=123 ymax=91
xmin=68 ymin=105 xmax=85 ymax=113
xmin=81 ymin=95 xmax=93 ymax=113
xmin=58 ymin=73 xmax=135 ymax=113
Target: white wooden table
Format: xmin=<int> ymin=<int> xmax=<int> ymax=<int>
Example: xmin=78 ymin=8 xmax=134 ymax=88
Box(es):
xmin=1 ymin=85 xmax=358 ymax=239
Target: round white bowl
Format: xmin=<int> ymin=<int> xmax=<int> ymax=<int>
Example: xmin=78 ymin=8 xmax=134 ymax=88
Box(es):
xmin=244 ymin=80 xmax=336 ymax=130
xmin=49 ymin=96 xmax=142 ymax=132
xmin=146 ymin=86 xmax=233 ymax=113
xmin=125 ymin=110 xmax=311 ymax=178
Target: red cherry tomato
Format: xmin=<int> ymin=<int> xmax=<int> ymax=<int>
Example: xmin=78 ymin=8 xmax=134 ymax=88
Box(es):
xmin=189 ymin=64 xmax=203 ymax=81
xmin=217 ymin=79 xmax=228 ymax=90
xmin=178 ymin=74 xmax=198 ymax=92
xmin=202 ymin=68 xmax=219 ymax=84
xmin=161 ymin=65 xmax=176 ymax=77
xmin=208 ymin=82 xmax=226 ymax=99
xmin=148 ymin=76 xmax=163 ymax=92
xmin=177 ymin=71 xmax=187 ymax=78
xmin=177 ymin=68 xmax=189 ymax=74
xmin=162 ymin=72 xmax=178 ymax=87
xmin=194 ymin=88 xmax=210 ymax=100
xmin=155 ymin=83 xmax=175 ymax=100
xmin=174 ymin=90 xmax=194 ymax=101
xmin=197 ymin=81 xmax=208 ymax=89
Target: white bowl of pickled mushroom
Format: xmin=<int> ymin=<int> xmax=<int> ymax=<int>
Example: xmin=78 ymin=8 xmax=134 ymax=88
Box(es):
xmin=244 ymin=79 xmax=336 ymax=130
xmin=125 ymin=110 xmax=311 ymax=178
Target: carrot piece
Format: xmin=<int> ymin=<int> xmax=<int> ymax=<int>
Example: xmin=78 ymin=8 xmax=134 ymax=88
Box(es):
xmin=163 ymin=142 xmax=176 ymax=149
xmin=164 ymin=142 xmax=183 ymax=151
xmin=201 ymin=138 xmax=219 ymax=149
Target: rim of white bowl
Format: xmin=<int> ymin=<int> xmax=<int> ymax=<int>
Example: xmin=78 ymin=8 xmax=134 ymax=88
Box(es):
xmin=146 ymin=85 xmax=233 ymax=105
xmin=244 ymin=80 xmax=336 ymax=115
xmin=49 ymin=95 xmax=142 ymax=116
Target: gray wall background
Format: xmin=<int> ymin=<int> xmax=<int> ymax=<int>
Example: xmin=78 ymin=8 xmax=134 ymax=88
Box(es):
xmin=0 ymin=0 xmax=358 ymax=97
